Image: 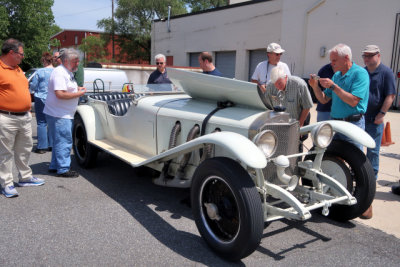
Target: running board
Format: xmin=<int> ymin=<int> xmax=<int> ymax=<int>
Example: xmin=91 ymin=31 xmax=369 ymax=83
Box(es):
xmin=90 ymin=139 xmax=149 ymax=165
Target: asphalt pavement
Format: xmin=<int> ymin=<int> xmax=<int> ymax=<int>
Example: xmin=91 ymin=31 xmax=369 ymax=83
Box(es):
xmin=0 ymin=108 xmax=399 ymax=266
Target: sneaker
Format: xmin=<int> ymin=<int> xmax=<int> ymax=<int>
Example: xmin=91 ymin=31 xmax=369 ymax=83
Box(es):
xmin=17 ymin=177 xmax=45 ymax=187
xmin=392 ymin=184 xmax=400 ymax=196
xmin=2 ymin=185 xmax=19 ymax=198
xmin=34 ymin=149 xmax=47 ymax=154
xmin=57 ymin=170 xmax=79 ymax=178
xmin=48 ymin=169 xmax=57 ymax=173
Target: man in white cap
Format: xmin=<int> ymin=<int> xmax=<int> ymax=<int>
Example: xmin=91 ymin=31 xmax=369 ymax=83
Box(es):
xmin=361 ymin=44 xmax=396 ymax=219
xmin=251 ymin=42 xmax=291 ymax=93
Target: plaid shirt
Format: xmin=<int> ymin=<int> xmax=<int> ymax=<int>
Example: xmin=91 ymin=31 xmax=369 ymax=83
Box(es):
xmin=265 ymin=76 xmax=313 ymax=120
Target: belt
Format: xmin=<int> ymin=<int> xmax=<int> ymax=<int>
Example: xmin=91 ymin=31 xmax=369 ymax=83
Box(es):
xmin=333 ymin=114 xmax=363 ymax=122
xmin=0 ymin=110 xmax=28 ymax=116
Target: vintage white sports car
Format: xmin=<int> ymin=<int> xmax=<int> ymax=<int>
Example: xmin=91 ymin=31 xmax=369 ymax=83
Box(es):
xmin=73 ymin=69 xmax=376 ymax=261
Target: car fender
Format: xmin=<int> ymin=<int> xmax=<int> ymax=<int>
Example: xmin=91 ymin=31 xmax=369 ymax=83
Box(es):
xmin=300 ymin=120 xmax=375 ymax=148
xmin=140 ymin=131 xmax=267 ymax=169
xmin=76 ymin=105 xmax=105 ymax=140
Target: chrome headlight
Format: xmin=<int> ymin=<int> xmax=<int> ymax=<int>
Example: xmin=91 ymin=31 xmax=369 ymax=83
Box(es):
xmin=252 ymin=130 xmax=278 ymax=158
xmin=311 ymin=123 xmax=333 ymax=148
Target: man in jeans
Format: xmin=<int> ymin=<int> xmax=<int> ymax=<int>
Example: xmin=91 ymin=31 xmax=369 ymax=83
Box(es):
xmin=309 ymin=43 xmax=369 ymax=151
xmin=363 ymin=45 xmax=396 ymax=217
xmin=44 ymin=48 xmax=86 ymax=177
xmin=0 ymin=38 xmax=45 ymax=198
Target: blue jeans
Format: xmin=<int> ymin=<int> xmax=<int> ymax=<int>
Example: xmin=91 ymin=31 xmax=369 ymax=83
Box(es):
xmin=34 ymin=97 xmax=52 ymax=149
xmin=46 ymin=115 xmax=73 ymax=174
xmin=333 ymin=115 xmax=365 ymax=151
xmin=317 ymin=111 xmax=331 ymax=122
xmin=365 ymin=119 xmax=384 ymax=179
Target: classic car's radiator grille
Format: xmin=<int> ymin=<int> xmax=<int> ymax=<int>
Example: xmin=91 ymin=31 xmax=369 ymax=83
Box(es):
xmin=260 ymin=121 xmax=300 ymax=183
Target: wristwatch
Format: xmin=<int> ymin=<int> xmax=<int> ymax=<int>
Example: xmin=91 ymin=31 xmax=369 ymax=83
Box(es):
xmin=329 ymin=84 xmax=336 ymax=91
xmin=379 ymin=110 xmax=386 ymax=115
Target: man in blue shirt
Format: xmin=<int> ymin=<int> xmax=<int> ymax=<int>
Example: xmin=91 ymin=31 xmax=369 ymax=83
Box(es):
xmin=198 ymin=52 xmax=223 ymax=77
xmin=309 ymin=43 xmax=369 ymax=150
xmin=147 ymin=54 xmax=172 ymax=85
xmin=315 ymin=63 xmax=334 ymax=121
xmin=363 ymin=45 xmax=396 ymax=180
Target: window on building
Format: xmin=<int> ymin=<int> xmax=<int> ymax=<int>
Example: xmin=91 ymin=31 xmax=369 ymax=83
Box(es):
xmin=166 ymin=56 xmax=174 ymax=66
xmin=75 ymin=35 xmax=78 ymax=45
xmin=215 ymin=51 xmax=236 ymax=78
xmin=189 ymin=52 xmax=200 ymax=67
xmin=248 ymin=49 xmax=266 ymax=81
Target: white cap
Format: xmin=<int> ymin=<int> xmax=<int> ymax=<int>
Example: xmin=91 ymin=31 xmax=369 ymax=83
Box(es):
xmin=267 ymin=43 xmax=285 ymax=53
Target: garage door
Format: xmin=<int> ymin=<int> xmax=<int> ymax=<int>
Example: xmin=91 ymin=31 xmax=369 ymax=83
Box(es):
xmin=215 ymin=51 xmax=236 ymax=78
xmin=248 ymin=49 xmax=266 ymax=81
xmin=189 ymin=52 xmax=200 ymax=67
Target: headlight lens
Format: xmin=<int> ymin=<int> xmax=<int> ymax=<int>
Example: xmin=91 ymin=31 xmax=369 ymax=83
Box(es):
xmin=253 ymin=130 xmax=278 ymax=158
xmin=312 ymin=123 xmax=333 ymax=148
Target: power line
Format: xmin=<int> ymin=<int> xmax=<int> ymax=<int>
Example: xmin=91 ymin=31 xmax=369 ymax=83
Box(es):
xmin=56 ymin=5 xmax=111 ymax=18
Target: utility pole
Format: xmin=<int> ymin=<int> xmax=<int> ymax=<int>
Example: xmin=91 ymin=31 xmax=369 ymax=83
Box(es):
xmin=112 ymin=0 xmax=115 ymax=60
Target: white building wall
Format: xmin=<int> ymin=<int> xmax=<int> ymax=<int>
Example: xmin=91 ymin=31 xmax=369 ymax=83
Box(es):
xmin=152 ymin=0 xmax=284 ymax=81
xmin=281 ymin=0 xmax=400 ymax=77
xmin=152 ymin=0 xmax=400 ymax=80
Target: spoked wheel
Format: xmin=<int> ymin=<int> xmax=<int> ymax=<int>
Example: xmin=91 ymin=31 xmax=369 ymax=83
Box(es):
xmin=304 ymin=140 xmax=376 ymax=221
xmin=191 ymin=157 xmax=263 ymax=261
xmin=73 ymin=114 xmax=98 ymax=168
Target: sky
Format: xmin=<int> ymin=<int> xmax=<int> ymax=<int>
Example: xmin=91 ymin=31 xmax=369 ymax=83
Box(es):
xmin=52 ymin=0 xmax=113 ymax=31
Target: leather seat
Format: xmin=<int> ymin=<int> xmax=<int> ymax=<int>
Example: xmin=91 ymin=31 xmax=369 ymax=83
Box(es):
xmin=90 ymin=92 xmax=132 ymax=101
xmin=107 ymin=98 xmax=133 ymax=116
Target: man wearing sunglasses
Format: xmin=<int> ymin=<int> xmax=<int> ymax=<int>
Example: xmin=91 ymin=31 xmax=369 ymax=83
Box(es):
xmin=147 ymin=54 xmax=172 ymax=85
xmin=0 ymin=38 xmax=45 ymax=198
xmin=362 ymin=45 xmax=396 ymax=217
xmin=251 ymin=42 xmax=291 ymax=93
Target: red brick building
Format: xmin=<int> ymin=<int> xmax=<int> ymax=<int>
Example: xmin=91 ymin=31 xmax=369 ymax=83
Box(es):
xmin=50 ymin=30 xmax=148 ymax=65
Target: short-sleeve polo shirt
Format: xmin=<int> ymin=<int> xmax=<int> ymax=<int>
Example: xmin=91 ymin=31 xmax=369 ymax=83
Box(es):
xmin=325 ymin=62 xmax=369 ymax=119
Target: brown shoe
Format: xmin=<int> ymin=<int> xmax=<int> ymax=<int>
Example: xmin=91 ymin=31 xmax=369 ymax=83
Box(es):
xmin=360 ymin=205 xmax=373 ymax=219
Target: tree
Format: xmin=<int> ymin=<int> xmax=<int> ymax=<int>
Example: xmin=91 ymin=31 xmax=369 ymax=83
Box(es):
xmin=79 ymin=35 xmax=108 ymax=65
xmin=98 ymin=0 xmax=228 ymax=63
xmin=98 ymin=0 xmax=187 ymax=63
xmin=186 ymin=0 xmax=229 ymax=12
xmin=0 ymin=0 xmax=59 ymax=70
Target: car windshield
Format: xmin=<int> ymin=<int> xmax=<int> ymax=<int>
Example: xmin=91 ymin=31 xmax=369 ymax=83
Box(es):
xmin=25 ymin=68 xmax=38 ymax=83
xmin=133 ymin=83 xmax=184 ymax=94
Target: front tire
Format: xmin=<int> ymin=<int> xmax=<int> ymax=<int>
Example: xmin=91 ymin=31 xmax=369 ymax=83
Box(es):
xmin=306 ymin=140 xmax=376 ymax=221
xmin=73 ymin=114 xmax=98 ymax=168
xmin=191 ymin=157 xmax=263 ymax=261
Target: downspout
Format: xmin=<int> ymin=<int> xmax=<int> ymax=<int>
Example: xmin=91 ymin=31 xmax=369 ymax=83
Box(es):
xmin=167 ymin=5 xmax=171 ymax=32
xmin=300 ymin=0 xmax=326 ymax=77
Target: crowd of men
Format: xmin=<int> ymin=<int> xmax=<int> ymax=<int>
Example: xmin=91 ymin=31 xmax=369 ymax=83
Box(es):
xmin=1 ymin=38 xmax=399 ymax=211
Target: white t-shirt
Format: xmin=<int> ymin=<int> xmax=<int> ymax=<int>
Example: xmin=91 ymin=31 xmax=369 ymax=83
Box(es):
xmin=251 ymin=60 xmax=291 ymax=85
xmin=44 ymin=65 xmax=79 ymax=119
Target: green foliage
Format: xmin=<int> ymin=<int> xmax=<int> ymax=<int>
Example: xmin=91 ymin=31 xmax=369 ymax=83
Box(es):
xmin=97 ymin=0 xmax=228 ymax=63
xmin=0 ymin=0 xmax=58 ymax=70
xmin=79 ymin=35 xmax=108 ymax=65
xmin=186 ymin=0 xmax=229 ymax=13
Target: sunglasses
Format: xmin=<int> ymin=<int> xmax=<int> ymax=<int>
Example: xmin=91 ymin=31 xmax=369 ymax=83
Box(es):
xmin=156 ymin=62 xmax=164 ymax=65
xmin=14 ymin=51 xmax=24 ymax=57
xmin=362 ymin=53 xmax=378 ymax=58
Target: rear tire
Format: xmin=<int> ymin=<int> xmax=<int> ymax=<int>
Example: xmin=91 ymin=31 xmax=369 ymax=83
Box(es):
xmin=73 ymin=114 xmax=98 ymax=168
xmin=191 ymin=157 xmax=264 ymax=261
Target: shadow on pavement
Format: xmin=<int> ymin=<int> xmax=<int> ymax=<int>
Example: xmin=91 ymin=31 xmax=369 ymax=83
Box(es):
xmin=67 ymin=153 xmax=242 ymax=266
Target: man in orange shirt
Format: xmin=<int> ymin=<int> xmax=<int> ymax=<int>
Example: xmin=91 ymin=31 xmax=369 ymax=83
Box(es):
xmin=0 ymin=38 xmax=45 ymax=198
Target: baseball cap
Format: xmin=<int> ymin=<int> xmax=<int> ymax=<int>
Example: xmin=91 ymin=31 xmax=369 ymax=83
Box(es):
xmin=267 ymin=43 xmax=285 ymax=53
xmin=362 ymin=45 xmax=380 ymax=54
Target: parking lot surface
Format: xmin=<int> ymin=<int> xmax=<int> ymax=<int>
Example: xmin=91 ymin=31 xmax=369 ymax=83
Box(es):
xmin=0 ymin=107 xmax=399 ymax=266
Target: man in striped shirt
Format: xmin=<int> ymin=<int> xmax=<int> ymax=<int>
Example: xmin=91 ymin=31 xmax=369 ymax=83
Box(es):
xmin=264 ymin=66 xmax=313 ymax=127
